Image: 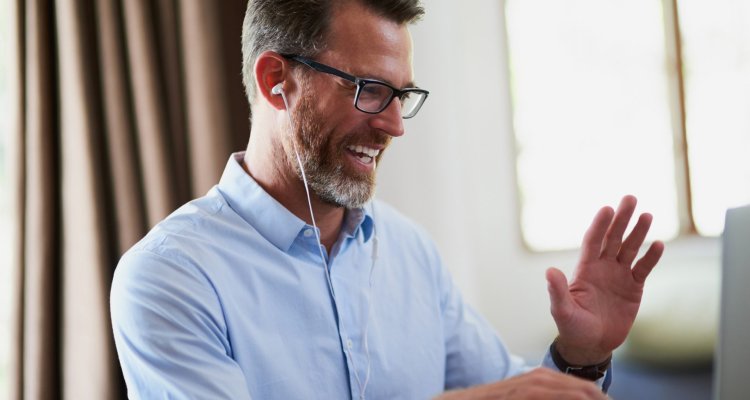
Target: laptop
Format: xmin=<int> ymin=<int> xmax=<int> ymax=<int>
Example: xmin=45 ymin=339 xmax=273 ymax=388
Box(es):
xmin=713 ymin=204 xmax=750 ymax=400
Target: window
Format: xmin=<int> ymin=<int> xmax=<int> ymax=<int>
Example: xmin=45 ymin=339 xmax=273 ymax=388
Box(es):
xmin=0 ymin=0 xmax=13 ymax=393
xmin=505 ymin=0 xmax=750 ymax=251
xmin=678 ymin=0 xmax=750 ymax=236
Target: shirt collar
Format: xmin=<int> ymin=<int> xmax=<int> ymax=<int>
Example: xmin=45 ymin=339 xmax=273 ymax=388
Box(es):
xmin=341 ymin=207 xmax=375 ymax=243
xmin=217 ymin=152 xmax=374 ymax=252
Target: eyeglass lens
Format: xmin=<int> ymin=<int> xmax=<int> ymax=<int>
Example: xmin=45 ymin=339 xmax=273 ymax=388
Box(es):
xmin=357 ymin=82 xmax=425 ymax=118
xmin=399 ymin=91 xmax=425 ymax=118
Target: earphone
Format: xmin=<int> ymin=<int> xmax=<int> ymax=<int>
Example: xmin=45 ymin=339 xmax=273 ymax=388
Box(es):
xmin=271 ymin=83 xmax=284 ymax=96
xmin=274 ymin=79 xmax=377 ymax=399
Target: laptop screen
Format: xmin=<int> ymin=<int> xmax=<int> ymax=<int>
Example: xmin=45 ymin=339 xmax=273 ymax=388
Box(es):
xmin=714 ymin=205 xmax=750 ymax=400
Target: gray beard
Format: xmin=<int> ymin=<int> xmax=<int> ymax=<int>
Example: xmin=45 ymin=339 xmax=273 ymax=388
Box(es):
xmin=284 ymin=94 xmax=378 ymax=209
xmin=283 ymin=113 xmax=375 ymax=208
xmin=297 ymin=149 xmax=375 ymax=209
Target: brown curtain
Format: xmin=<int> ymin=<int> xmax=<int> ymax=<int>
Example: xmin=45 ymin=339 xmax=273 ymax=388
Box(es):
xmin=9 ymin=0 xmax=250 ymax=398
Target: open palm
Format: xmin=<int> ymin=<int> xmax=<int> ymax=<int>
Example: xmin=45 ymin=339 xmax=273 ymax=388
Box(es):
xmin=546 ymin=195 xmax=665 ymax=365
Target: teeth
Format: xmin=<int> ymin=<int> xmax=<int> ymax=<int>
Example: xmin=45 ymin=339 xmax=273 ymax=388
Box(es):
xmin=347 ymin=145 xmax=380 ymax=158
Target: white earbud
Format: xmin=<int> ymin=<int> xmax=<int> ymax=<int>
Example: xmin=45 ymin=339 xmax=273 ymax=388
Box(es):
xmin=271 ymin=83 xmax=284 ymax=96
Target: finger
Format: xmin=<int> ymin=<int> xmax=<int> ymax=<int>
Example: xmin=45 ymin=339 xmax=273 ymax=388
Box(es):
xmin=546 ymin=267 xmax=575 ymax=323
xmin=525 ymin=387 xmax=606 ymax=400
xmin=552 ymin=385 xmax=609 ymax=400
xmin=524 ymin=367 xmax=602 ymax=400
xmin=522 ymin=369 xmax=607 ymax=399
xmin=617 ymin=213 xmax=653 ymax=267
xmin=580 ymin=207 xmax=615 ymax=263
xmin=546 ymin=376 xmax=607 ymax=400
xmin=632 ymin=241 xmax=665 ymax=284
xmin=601 ymin=195 xmax=638 ymax=259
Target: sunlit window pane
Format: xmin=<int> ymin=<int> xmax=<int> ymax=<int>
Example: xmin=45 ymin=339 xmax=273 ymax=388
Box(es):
xmin=679 ymin=0 xmax=750 ymax=236
xmin=0 ymin=0 xmax=12 ymax=393
xmin=505 ymin=0 xmax=680 ymax=251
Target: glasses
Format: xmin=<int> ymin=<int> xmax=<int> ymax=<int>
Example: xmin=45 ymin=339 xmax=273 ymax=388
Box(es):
xmin=282 ymin=54 xmax=429 ymax=119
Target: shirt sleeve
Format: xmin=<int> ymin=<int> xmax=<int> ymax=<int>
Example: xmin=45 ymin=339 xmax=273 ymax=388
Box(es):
xmin=110 ymin=249 xmax=253 ymax=400
xmin=433 ymin=249 xmax=532 ymax=389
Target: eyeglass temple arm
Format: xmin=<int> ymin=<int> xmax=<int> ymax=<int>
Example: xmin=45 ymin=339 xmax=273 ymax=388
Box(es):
xmin=281 ymin=53 xmax=429 ymax=102
xmin=281 ymin=54 xmax=358 ymax=84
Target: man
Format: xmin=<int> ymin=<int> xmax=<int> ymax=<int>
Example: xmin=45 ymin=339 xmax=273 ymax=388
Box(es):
xmin=111 ymin=0 xmax=664 ymax=399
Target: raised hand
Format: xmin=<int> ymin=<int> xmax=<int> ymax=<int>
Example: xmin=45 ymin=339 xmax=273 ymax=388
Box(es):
xmin=546 ymin=195 xmax=665 ymax=365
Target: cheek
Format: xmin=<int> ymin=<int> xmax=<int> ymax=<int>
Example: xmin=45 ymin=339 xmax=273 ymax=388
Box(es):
xmin=301 ymin=91 xmax=375 ymax=149
xmin=318 ymin=114 xmax=364 ymax=147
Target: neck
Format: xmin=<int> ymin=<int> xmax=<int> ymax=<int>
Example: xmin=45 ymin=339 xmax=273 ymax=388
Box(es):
xmin=243 ymin=135 xmax=345 ymax=252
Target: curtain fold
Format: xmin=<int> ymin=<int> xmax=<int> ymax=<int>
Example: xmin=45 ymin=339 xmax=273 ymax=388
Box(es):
xmin=10 ymin=0 xmax=251 ymax=398
xmin=121 ymin=0 xmax=181 ymax=225
xmin=96 ymin=0 xmax=146 ymax=252
xmin=17 ymin=0 xmax=60 ymax=398
xmin=56 ymin=0 xmax=119 ymax=398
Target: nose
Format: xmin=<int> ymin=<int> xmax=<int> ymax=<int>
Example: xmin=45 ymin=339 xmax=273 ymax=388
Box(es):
xmin=368 ymin=98 xmax=405 ymax=137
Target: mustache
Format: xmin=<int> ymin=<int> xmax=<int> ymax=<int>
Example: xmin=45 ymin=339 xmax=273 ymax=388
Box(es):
xmin=342 ymin=129 xmax=392 ymax=147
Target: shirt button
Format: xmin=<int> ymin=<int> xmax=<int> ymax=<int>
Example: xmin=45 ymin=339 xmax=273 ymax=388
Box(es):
xmin=346 ymin=339 xmax=353 ymax=349
xmin=303 ymin=229 xmax=314 ymax=237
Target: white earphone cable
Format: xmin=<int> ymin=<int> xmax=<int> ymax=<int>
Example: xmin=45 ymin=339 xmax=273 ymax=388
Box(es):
xmin=278 ymin=88 xmax=375 ymax=399
xmin=279 ymin=90 xmax=335 ymax=295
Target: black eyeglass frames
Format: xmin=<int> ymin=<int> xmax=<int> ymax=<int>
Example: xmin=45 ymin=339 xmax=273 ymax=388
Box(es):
xmin=282 ymin=54 xmax=429 ymax=119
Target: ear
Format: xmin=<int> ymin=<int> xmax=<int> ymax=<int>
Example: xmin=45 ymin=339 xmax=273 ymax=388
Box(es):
xmin=254 ymin=51 xmax=290 ymax=110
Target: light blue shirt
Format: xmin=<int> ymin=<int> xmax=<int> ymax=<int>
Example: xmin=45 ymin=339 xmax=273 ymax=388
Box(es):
xmin=111 ymin=152 xmax=587 ymax=399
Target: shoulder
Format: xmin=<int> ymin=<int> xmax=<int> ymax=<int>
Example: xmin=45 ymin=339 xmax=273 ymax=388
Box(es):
xmin=112 ymin=188 xmax=235 ymax=296
xmin=110 ymin=193 xmax=234 ymax=334
xmin=141 ymin=188 xmax=228 ymax=247
xmin=123 ymin=187 xmax=242 ymax=266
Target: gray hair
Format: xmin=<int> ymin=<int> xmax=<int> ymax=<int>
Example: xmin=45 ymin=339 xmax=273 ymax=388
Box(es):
xmin=241 ymin=0 xmax=424 ymax=113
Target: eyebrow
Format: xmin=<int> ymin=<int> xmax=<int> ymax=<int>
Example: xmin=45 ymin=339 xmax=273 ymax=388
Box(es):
xmin=356 ymin=71 xmax=417 ymax=89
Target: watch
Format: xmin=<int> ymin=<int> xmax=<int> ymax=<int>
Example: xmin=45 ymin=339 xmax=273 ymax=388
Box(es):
xmin=549 ymin=339 xmax=611 ymax=381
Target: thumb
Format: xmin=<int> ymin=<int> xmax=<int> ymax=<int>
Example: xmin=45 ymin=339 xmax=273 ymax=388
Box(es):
xmin=546 ymin=267 xmax=574 ymax=322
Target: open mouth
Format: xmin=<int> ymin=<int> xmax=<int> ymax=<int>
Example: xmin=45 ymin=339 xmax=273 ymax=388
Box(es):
xmin=345 ymin=144 xmax=381 ymax=165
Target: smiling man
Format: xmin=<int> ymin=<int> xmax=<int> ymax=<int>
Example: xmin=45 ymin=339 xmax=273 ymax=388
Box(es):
xmin=110 ymin=1 xmax=664 ymax=399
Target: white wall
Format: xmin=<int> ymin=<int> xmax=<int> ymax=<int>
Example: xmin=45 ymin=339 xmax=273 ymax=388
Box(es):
xmin=376 ymin=0 xmax=721 ymax=361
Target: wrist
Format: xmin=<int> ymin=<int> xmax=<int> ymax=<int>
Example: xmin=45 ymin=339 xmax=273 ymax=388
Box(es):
xmin=550 ymin=337 xmax=611 ymax=381
xmin=553 ymin=336 xmax=611 ymax=366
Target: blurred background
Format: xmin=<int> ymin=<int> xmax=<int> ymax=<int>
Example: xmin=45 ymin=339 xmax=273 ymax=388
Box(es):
xmin=1 ymin=0 xmax=748 ymax=399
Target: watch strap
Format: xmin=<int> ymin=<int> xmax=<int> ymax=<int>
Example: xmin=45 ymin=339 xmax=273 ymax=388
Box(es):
xmin=549 ymin=339 xmax=611 ymax=381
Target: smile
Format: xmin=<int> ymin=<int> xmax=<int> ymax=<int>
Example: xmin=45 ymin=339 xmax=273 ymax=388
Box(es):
xmin=346 ymin=145 xmax=381 ymax=165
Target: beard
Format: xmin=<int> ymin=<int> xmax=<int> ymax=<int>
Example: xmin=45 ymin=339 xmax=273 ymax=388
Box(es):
xmin=283 ymin=88 xmax=390 ymax=209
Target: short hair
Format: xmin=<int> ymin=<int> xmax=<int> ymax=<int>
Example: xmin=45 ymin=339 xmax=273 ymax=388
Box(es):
xmin=241 ymin=0 xmax=424 ymax=109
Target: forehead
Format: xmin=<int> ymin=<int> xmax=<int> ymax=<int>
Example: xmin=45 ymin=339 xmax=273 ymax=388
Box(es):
xmin=318 ymin=2 xmax=414 ymax=86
